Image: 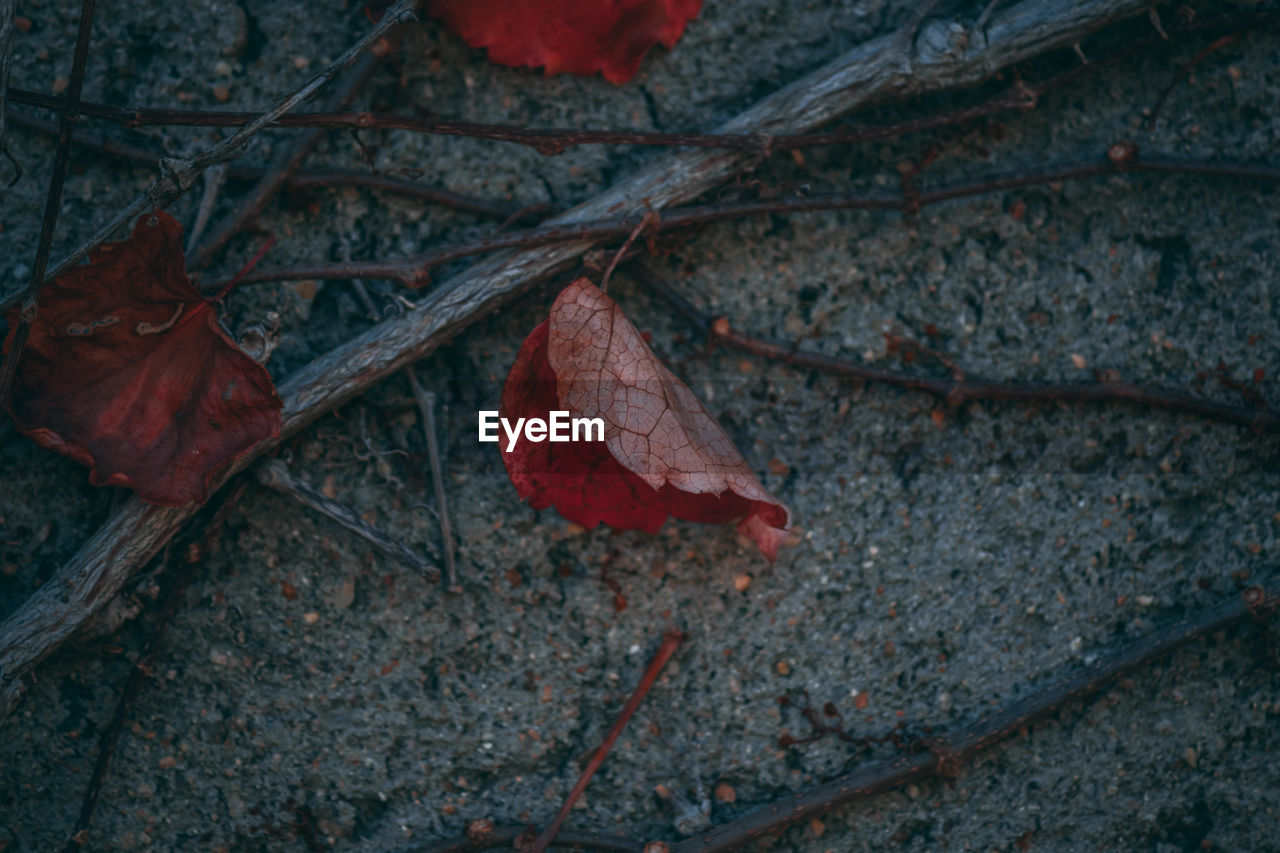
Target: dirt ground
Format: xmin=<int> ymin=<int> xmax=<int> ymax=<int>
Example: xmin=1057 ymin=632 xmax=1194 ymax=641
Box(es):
xmin=2 ymin=1 xmax=1278 ymax=851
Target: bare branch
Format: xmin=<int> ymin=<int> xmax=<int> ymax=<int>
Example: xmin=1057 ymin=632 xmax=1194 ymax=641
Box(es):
xmin=0 ymin=0 xmax=1155 ymax=721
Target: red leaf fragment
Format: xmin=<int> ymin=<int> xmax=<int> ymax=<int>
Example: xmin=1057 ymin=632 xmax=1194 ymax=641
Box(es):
xmin=500 ymin=278 xmax=790 ymax=560
xmin=426 ymin=0 xmax=702 ymax=84
xmin=3 ymin=211 xmax=282 ymax=506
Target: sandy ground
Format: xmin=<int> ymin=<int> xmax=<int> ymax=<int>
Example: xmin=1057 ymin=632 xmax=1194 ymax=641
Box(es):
xmin=2 ymin=1 xmax=1278 ymax=851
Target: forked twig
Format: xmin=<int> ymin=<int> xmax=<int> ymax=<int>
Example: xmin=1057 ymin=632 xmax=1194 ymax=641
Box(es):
xmin=0 ymin=0 xmax=1161 ymax=722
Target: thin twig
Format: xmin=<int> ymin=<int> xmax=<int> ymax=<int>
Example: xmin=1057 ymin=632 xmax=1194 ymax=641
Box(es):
xmin=413 ymin=588 xmax=1273 ymax=853
xmin=1146 ymin=33 xmax=1242 ymax=129
xmin=8 ymin=5 xmax=1268 ymax=156
xmin=187 ymin=48 xmax=388 ymax=270
xmin=529 ymin=631 xmax=686 ymax=853
xmin=0 ymin=0 xmax=16 ymax=173
xmin=62 ymin=480 xmax=248 ymax=853
xmin=669 ymin=587 xmax=1274 ymax=853
xmin=405 ymin=369 xmax=459 ymax=593
xmin=410 ymin=825 xmax=644 ymax=853
xmin=254 ymin=459 xmax=440 ymax=582
xmin=192 ymin=152 xmax=1280 ymax=293
xmin=37 ymin=0 xmax=416 ymax=288
xmin=631 ymin=263 xmax=1280 ymax=431
xmin=3 ymin=110 xmax=525 ymax=219
xmin=0 ymin=0 xmax=1162 ymax=722
xmin=346 ymin=280 xmax=458 ymax=591
xmin=6 ymin=75 xmax=1043 ymax=153
xmin=184 ymin=164 xmax=228 ymax=254
xmin=0 ymin=0 xmax=96 ymax=408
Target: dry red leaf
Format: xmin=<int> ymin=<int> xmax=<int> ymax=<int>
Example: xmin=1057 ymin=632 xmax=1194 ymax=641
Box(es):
xmin=3 ymin=211 xmax=282 ymax=506
xmin=501 ymin=278 xmax=790 ymax=559
xmin=426 ymin=0 xmax=702 ymax=84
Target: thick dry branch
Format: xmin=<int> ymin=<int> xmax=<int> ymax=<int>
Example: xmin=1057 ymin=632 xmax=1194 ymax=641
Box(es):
xmin=196 ymin=153 xmax=1280 ymax=292
xmin=631 ymin=264 xmax=1280 ymax=431
xmin=0 ymin=0 xmax=1155 ymax=721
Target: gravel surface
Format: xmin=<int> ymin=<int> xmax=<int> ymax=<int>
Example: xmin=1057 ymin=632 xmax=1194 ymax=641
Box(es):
xmin=2 ymin=1 xmax=1278 ymax=851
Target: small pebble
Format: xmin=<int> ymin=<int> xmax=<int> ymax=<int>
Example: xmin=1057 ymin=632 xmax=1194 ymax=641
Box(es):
xmin=51 ymin=76 xmax=69 ymax=94
xmin=775 ymin=660 xmax=790 ymax=675
xmin=211 ymin=83 xmax=231 ymax=102
xmin=732 ymin=573 xmax=752 ymax=592
xmin=714 ymin=782 xmax=736 ymax=803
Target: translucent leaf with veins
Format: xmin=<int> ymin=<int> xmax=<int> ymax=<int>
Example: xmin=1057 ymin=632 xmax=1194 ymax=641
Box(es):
xmin=500 ymin=278 xmax=790 ymax=560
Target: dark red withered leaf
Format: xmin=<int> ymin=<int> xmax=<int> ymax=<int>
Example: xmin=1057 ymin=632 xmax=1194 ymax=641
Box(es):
xmin=3 ymin=211 xmax=282 ymax=506
xmin=501 ymin=278 xmax=790 ymax=560
xmin=426 ymin=0 xmax=703 ymax=84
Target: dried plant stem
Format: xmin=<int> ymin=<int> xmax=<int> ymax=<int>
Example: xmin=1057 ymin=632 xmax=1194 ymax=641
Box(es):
xmin=631 ymin=264 xmax=1280 ymax=431
xmin=254 ymin=459 xmax=439 ymax=581
xmin=530 ymin=631 xmax=686 ymax=853
xmin=670 ymin=587 xmax=1274 ymax=853
xmin=187 ymin=49 xmax=386 ymax=270
xmin=0 ymin=0 xmax=96 ymax=407
xmin=7 ymin=74 xmax=1044 ymax=154
xmin=7 ymin=5 xmax=1267 ymax=155
xmin=184 ymin=164 xmax=229 ymax=254
xmin=36 ymin=0 xmax=416 ymax=289
xmin=412 ymin=587 xmax=1274 ymax=853
xmin=0 ymin=0 xmax=15 ymax=165
xmin=2 ymin=110 xmax=524 ymax=221
xmin=0 ymin=0 xmax=1158 ymax=722
xmin=413 ymin=827 xmax=643 ymax=853
xmin=62 ymin=481 xmax=248 ymax=853
xmin=405 ymin=370 xmax=459 ymax=592
xmin=197 ymin=152 xmax=1280 ymax=292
